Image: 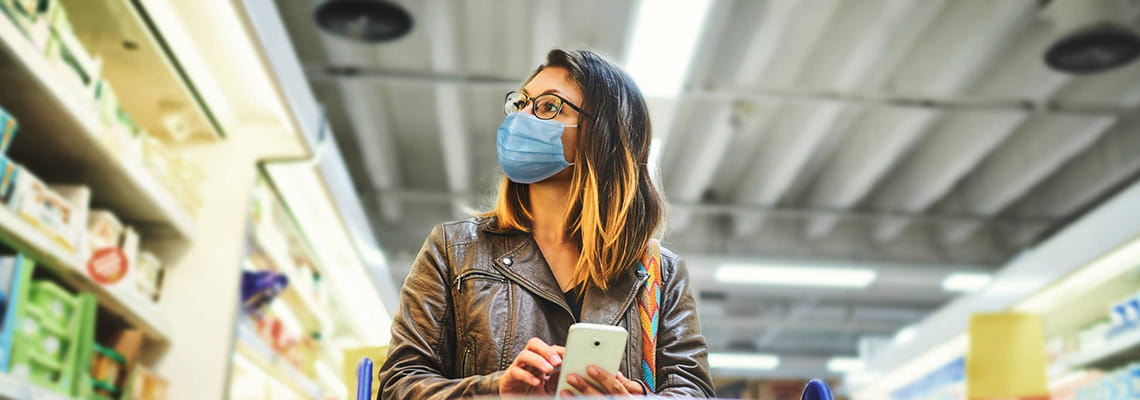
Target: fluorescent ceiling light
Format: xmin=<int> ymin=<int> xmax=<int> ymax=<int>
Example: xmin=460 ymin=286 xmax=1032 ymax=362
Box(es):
xmin=941 ymin=272 xmax=992 ymax=293
xmin=827 ymin=357 xmax=865 ymax=374
xmin=624 ymin=0 xmax=714 ymax=97
xmin=894 ymin=326 xmax=916 ymax=345
xmin=709 ymin=353 xmax=780 ymax=370
xmin=715 ymin=264 xmax=877 ymax=289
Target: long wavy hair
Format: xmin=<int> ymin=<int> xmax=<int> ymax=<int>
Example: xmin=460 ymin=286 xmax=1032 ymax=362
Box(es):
xmin=481 ymin=48 xmax=664 ymax=291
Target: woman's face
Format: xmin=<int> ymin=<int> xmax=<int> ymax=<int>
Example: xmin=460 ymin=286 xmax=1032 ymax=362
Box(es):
xmin=520 ymin=67 xmax=584 ymax=176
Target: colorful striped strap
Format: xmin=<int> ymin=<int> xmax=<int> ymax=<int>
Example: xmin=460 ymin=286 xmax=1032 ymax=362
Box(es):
xmin=635 ymin=240 xmax=662 ymax=393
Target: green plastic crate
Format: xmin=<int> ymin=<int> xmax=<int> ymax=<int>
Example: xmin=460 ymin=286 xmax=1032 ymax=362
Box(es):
xmin=9 ymin=279 xmax=92 ymax=396
xmin=29 ymin=279 xmax=79 ymax=323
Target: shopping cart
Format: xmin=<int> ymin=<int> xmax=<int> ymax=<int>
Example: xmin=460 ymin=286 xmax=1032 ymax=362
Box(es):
xmin=801 ymin=379 xmax=835 ymax=400
xmin=356 ymin=357 xmax=374 ymax=400
xmin=353 ymin=357 xmax=836 ymax=400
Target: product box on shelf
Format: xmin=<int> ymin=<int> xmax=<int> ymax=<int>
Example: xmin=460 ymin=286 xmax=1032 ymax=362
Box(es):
xmin=128 ymin=365 xmax=168 ymax=400
xmin=0 ymin=156 xmax=17 ymax=205
xmin=94 ymin=80 xmax=144 ymax=163
xmin=87 ymin=209 xmax=123 ymax=251
xmin=0 ymin=106 xmax=18 ymax=153
xmin=2 ymin=0 xmax=45 ymax=39
xmin=51 ymin=184 xmax=90 ymax=255
xmin=0 ymin=254 xmax=31 ymax=371
xmin=41 ymin=0 xmax=100 ymax=100
xmin=7 ymin=167 xmax=89 ymax=253
xmin=1072 ymin=362 xmax=1140 ymax=400
xmin=135 ymin=250 xmax=162 ymax=301
xmin=85 ymin=225 xmax=138 ymax=293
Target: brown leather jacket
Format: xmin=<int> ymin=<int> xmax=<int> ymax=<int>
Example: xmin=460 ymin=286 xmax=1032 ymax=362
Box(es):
xmin=378 ymin=218 xmax=715 ymax=399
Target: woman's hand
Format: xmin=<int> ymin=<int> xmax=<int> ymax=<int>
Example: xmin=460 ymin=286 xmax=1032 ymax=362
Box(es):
xmin=562 ymin=366 xmax=645 ymax=397
xmin=500 ymin=338 xmax=566 ymax=396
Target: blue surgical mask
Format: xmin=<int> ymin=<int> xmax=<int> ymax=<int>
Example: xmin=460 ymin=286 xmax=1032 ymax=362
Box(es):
xmin=496 ymin=112 xmax=577 ymax=184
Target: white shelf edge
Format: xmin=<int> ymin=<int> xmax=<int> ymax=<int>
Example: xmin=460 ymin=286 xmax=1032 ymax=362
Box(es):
xmin=235 ymin=324 xmax=323 ymax=400
xmin=1071 ymin=326 xmax=1140 ymax=369
xmin=0 ymin=5 xmax=195 ymax=238
xmin=0 ymin=206 xmax=172 ymax=342
xmin=0 ymin=370 xmax=79 ymax=400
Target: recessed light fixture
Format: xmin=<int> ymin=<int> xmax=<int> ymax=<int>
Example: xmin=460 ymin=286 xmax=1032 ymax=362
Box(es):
xmin=715 ymin=264 xmax=877 ymax=289
xmin=827 ymin=357 xmax=866 ymax=374
xmin=941 ymin=273 xmax=993 ymax=293
xmin=709 ymin=353 xmax=780 ymax=370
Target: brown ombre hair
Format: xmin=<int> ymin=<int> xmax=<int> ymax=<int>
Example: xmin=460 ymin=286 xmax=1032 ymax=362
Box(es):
xmin=482 ymin=48 xmax=665 ymax=291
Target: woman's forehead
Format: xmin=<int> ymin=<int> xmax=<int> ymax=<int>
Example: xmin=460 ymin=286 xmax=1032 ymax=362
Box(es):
xmin=523 ymin=67 xmax=582 ymax=102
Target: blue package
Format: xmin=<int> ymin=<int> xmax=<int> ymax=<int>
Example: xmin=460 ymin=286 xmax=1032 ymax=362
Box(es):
xmin=0 ymin=106 xmax=16 ymax=154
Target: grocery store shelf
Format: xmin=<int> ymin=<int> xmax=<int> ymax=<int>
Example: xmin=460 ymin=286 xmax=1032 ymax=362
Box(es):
xmin=252 ymin=228 xmax=330 ymax=334
xmin=0 ymin=206 xmax=172 ymax=343
xmin=0 ymin=371 xmax=75 ymax=400
xmin=0 ymin=6 xmax=195 ymax=239
xmin=1072 ymin=326 xmax=1140 ymax=371
xmin=235 ymin=324 xmax=323 ymax=400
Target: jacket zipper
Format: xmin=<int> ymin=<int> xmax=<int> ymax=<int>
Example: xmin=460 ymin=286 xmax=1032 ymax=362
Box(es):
xmin=461 ymin=344 xmax=475 ymax=376
xmin=453 ymin=270 xmax=507 ymax=292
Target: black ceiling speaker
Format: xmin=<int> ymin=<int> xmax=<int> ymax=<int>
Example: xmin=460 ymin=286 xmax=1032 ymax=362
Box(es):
xmin=1042 ymin=0 xmax=1140 ymax=74
xmin=1045 ymin=24 xmax=1140 ymax=74
xmin=315 ymin=0 xmax=413 ymax=43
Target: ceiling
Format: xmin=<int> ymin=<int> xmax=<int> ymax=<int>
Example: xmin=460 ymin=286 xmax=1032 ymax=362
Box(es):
xmin=273 ymin=0 xmax=1140 ymax=379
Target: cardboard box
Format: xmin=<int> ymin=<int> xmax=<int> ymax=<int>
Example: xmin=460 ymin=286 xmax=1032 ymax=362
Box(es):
xmin=9 ymin=169 xmax=88 ymax=252
xmin=86 ymin=210 xmax=123 ymax=251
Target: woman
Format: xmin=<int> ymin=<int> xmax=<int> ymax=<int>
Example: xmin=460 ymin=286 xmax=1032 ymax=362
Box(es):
xmin=378 ymin=49 xmax=714 ymax=399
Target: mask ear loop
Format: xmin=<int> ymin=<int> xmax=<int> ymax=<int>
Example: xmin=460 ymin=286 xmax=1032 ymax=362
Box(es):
xmin=560 ymin=123 xmax=577 ymax=166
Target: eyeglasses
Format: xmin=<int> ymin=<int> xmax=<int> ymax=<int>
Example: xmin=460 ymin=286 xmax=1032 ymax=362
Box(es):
xmin=503 ymin=91 xmax=589 ymax=120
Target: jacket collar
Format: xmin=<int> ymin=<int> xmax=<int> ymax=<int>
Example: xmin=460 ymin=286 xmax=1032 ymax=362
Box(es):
xmin=489 ymin=230 xmax=648 ymax=325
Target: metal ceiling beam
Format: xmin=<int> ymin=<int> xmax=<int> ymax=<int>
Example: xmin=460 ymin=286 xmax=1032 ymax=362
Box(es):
xmin=799 ymin=0 xmax=1035 ymax=239
xmin=662 ymin=0 xmax=753 ymax=231
xmin=870 ymin=21 xmax=1074 ymax=243
xmin=731 ymin=101 xmax=844 ymax=236
xmin=869 ymin=111 xmax=1029 ymax=242
xmin=1018 ymin=116 xmax=1140 ymax=220
xmin=318 ymin=35 xmax=403 ymax=221
xmin=699 ymin=314 xmax=901 ymax=335
xmin=804 ymin=107 xmax=937 ymax=238
xmin=360 ymin=189 xmax=1055 ymax=227
xmin=731 ymin=0 xmax=926 ymax=237
xmin=940 ymin=114 xmax=1116 ymax=243
xmin=756 ymin=297 xmax=820 ymax=346
xmin=994 ymin=110 xmax=1140 ymax=247
xmin=426 ymin=0 xmax=471 ymax=218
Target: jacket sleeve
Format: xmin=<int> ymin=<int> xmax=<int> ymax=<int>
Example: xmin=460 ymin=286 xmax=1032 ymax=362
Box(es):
xmin=654 ymin=255 xmax=716 ymax=397
xmin=377 ymin=225 xmax=503 ymax=399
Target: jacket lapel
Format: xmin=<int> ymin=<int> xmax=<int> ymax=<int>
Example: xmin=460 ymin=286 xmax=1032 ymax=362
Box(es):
xmin=482 ymin=222 xmax=648 ymax=324
xmin=582 ymin=263 xmax=649 ymax=325
xmin=488 ymin=231 xmax=573 ymax=316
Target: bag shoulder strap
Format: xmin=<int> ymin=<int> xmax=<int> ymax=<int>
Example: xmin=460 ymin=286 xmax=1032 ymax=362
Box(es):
xmin=636 ymin=239 xmax=662 ymax=393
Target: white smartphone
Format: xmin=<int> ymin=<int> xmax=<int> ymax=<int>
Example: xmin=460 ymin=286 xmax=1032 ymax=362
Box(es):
xmin=555 ymin=323 xmax=629 ymax=396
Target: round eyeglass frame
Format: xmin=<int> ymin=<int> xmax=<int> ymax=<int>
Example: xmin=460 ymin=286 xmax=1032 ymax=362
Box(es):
xmin=503 ymin=91 xmax=590 ymax=120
